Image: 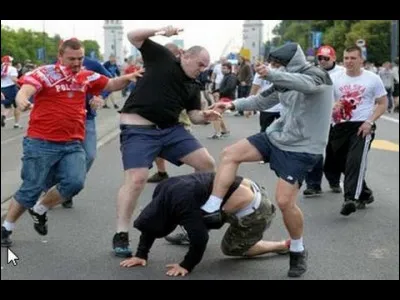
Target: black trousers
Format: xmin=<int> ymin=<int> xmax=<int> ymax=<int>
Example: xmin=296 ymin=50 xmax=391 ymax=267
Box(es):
xmin=324 ymin=122 xmax=375 ymax=201
xmin=305 ymin=126 xmax=341 ymax=189
xmin=259 ymin=111 xmax=280 ymax=133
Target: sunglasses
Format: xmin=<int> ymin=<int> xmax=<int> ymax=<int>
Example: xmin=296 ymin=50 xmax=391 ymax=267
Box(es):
xmin=317 ymin=56 xmax=330 ymax=61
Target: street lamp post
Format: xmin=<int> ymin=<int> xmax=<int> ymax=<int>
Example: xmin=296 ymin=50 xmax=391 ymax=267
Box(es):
xmin=391 ymin=20 xmax=399 ymax=62
xmin=42 ymin=20 xmax=47 ymax=63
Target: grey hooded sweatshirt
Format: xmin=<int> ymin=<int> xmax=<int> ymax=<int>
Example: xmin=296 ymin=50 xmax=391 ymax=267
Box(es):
xmin=233 ymin=43 xmax=333 ymax=155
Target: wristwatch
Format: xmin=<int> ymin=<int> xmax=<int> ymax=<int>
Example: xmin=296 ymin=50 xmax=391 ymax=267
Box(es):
xmin=365 ymin=120 xmax=375 ymax=126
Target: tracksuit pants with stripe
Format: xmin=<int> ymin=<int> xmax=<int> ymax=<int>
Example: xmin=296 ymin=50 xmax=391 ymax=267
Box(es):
xmin=324 ymin=121 xmax=375 ymax=201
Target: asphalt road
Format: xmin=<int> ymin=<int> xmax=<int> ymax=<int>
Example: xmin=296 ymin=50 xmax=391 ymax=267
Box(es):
xmin=1 ymin=112 xmax=399 ymax=280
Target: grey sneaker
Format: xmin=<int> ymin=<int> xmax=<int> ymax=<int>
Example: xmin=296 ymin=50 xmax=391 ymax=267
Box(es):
xmin=288 ymin=250 xmax=308 ymax=277
xmin=147 ymin=172 xmax=169 ymax=183
xmin=303 ymin=188 xmax=322 ymax=197
xmin=165 ymin=228 xmax=190 ymax=245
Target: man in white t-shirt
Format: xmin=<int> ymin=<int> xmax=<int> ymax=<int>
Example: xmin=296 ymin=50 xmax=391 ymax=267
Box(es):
xmin=1 ymin=55 xmax=21 ymax=128
xmin=211 ymin=56 xmax=227 ymax=101
xmin=328 ymin=46 xmax=387 ymax=216
xmin=304 ymin=45 xmax=345 ymax=196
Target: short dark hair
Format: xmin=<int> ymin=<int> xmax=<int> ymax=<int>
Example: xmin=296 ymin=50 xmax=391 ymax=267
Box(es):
xmin=222 ymin=62 xmax=232 ymax=70
xmin=59 ymin=38 xmax=83 ymax=55
xmin=344 ymin=46 xmax=362 ymax=57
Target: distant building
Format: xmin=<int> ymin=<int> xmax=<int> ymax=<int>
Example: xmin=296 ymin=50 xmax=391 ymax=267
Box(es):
xmin=103 ymin=20 xmax=124 ymax=65
xmin=242 ymin=20 xmax=264 ymax=63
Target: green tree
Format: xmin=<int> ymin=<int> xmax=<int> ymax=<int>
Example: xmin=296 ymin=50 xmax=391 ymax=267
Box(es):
xmin=82 ymin=40 xmax=101 ymax=59
xmin=1 ymin=25 xmax=101 ymax=65
xmin=346 ymin=20 xmax=391 ymax=65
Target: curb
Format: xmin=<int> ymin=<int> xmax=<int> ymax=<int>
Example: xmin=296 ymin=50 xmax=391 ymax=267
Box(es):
xmin=0 ymin=127 xmax=120 ymax=222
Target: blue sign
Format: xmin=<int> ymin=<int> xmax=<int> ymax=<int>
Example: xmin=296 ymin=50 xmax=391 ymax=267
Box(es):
xmin=227 ymin=52 xmax=237 ymax=60
xmin=37 ymin=48 xmax=45 ymax=60
xmin=312 ymin=31 xmax=323 ymax=49
xmin=361 ymin=46 xmax=367 ymax=60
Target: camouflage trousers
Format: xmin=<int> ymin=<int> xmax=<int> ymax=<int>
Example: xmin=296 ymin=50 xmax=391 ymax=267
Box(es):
xmin=221 ymin=183 xmax=276 ymax=256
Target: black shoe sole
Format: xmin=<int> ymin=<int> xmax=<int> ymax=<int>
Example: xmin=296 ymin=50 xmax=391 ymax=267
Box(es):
xmin=340 ymin=202 xmax=356 ymax=216
xmin=1 ymin=240 xmax=13 ymax=247
xmin=62 ymin=201 xmax=73 ymax=209
xmin=34 ymin=225 xmax=48 ymax=236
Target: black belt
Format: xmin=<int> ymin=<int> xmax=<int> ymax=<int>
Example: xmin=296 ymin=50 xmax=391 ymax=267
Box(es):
xmin=120 ymin=124 xmax=160 ymax=130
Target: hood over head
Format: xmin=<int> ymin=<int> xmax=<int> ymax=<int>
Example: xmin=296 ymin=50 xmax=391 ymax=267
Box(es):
xmin=268 ymin=43 xmax=310 ymax=72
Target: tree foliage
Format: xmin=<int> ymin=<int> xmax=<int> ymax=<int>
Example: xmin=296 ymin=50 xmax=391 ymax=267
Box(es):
xmin=1 ymin=25 xmax=101 ymax=64
xmin=270 ymin=20 xmax=392 ymax=64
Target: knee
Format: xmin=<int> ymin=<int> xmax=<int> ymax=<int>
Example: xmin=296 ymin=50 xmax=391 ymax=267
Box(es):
xmin=275 ymin=195 xmax=295 ymax=212
xmin=195 ymin=153 xmax=216 ymax=172
xmin=126 ymin=171 xmax=148 ymax=191
xmin=220 ymin=146 xmax=238 ymax=163
xmin=63 ymin=178 xmax=85 ymax=197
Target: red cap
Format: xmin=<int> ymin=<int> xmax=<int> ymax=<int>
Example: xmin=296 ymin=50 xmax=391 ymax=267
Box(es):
xmin=2 ymin=55 xmax=13 ymax=63
xmin=316 ymin=46 xmax=336 ymax=58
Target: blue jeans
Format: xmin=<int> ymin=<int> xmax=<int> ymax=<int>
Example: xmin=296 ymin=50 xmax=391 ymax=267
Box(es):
xmin=15 ymin=137 xmax=86 ymax=208
xmin=83 ymin=118 xmax=97 ymax=172
xmin=44 ymin=118 xmax=97 ymax=192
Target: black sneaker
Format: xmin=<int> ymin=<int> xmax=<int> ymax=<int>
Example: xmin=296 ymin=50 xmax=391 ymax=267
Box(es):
xmin=1 ymin=115 xmax=6 ymax=127
xmin=303 ymin=188 xmax=322 ymax=197
xmin=288 ymin=250 xmax=308 ymax=277
xmin=28 ymin=208 xmax=48 ymax=235
xmin=112 ymin=232 xmax=132 ymax=258
xmin=62 ymin=199 xmax=73 ymax=209
xmin=340 ymin=200 xmax=356 ymax=216
xmin=165 ymin=228 xmax=190 ymax=245
xmin=147 ymin=172 xmax=169 ymax=183
xmin=356 ymin=195 xmax=375 ymax=209
xmin=1 ymin=226 xmax=12 ymax=247
xmin=330 ymin=185 xmax=342 ymax=193
xmin=202 ymin=210 xmax=225 ymax=230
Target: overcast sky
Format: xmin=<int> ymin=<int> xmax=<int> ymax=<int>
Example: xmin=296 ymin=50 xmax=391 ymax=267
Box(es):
xmin=2 ymin=20 xmax=281 ymax=61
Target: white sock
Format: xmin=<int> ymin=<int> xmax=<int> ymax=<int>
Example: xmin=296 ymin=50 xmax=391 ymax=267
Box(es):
xmin=201 ymin=195 xmax=223 ymax=213
xmin=33 ymin=203 xmax=48 ymax=215
xmin=290 ymin=237 xmax=304 ymax=252
xmin=3 ymin=220 xmax=15 ymax=231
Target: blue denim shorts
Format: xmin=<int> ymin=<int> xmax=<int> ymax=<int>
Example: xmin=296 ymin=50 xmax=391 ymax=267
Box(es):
xmin=1 ymin=85 xmax=18 ymax=108
xmin=247 ymin=133 xmax=321 ymax=186
xmin=119 ymin=124 xmax=203 ymax=170
xmin=44 ymin=119 xmax=96 ymax=191
xmin=14 ymin=137 xmax=86 ymax=208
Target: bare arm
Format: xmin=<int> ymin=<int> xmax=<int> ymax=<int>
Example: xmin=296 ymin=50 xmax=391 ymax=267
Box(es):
xmin=370 ymin=95 xmax=388 ymax=122
xmin=104 ymin=69 xmax=144 ymax=92
xmin=188 ymin=109 xmax=221 ymax=124
xmin=127 ymin=26 xmax=182 ymax=49
xmin=16 ymin=84 xmax=36 ymax=111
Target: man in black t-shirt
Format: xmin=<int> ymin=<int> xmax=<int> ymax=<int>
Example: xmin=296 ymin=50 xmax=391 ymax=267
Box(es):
xmin=119 ymin=172 xmax=289 ymax=277
xmin=112 ymin=25 xmax=221 ymax=258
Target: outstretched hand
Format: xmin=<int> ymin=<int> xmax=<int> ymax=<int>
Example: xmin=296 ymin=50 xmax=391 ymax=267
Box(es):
xmin=120 ymin=257 xmax=147 ymax=268
xmin=166 ymin=263 xmax=189 ymax=277
xmin=129 ymin=67 xmax=145 ymax=82
xmin=209 ymin=102 xmax=232 ymax=114
xmin=203 ymin=109 xmax=222 ymax=122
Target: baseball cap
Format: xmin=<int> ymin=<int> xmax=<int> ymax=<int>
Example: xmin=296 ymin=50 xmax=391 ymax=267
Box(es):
xmin=316 ymin=46 xmax=336 ymax=59
xmin=2 ymin=56 xmax=14 ymax=63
